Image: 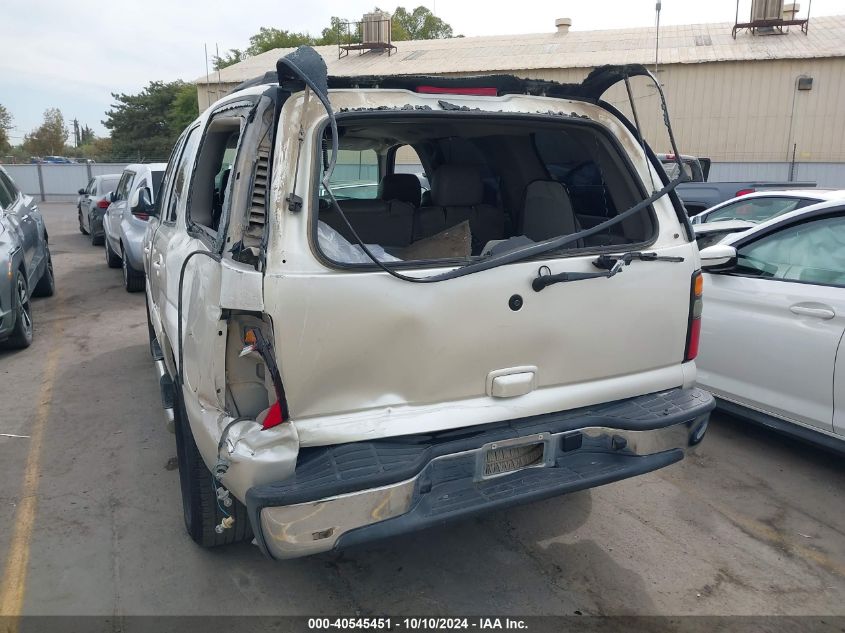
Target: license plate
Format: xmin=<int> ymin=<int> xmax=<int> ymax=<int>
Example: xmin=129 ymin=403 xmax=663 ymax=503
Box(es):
xmin=475 ymin=433 xmax=553 ymax=481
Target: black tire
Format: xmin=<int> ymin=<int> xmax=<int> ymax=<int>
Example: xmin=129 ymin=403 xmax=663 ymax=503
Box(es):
xmin=173 ymin=378 xmax=252 ymax=547
xmin=31 ymin=249 xmax=55 ymax=298
xmin=78 ymin=209 xmax=88 ymax=235
xmin=122 ymin=248 xmax=145 ymax=293
xmin=1 ymin=270 xmax=33 ymax=349
xmin=105 ymin=237 xmax=121 ymax=268
xmin=90 ymin=216 xmax=103 ymax=246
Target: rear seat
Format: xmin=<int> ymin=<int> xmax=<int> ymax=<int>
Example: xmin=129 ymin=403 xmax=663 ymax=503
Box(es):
xmin=320 ymin=174 xmax=418 ymax=247
xmin=416 ymin=165 xmax=504 ymax=253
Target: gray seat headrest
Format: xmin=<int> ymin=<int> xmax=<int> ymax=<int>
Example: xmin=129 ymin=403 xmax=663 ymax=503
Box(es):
xmin=431 ymin=165 xmax=483 ymax=207
xmin=379 ymin=173 xmax=422 ymax=207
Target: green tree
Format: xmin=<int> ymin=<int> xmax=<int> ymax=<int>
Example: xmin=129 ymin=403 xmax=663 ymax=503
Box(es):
xmin=213 ymin=48 xmax=247 ymax=70
xmin=391 ymin=6 xmax=453 ymax=40
xmin=103 ymin=80 xmax=196 ymax=160
xmin=77 ymin=136 xmax=114 ymax=162
xmin=213 ymin=8 xmax=456 ymax=68
xmin=168 ymin=83 xmax=200 ymax=137
xmin=0 ymin=104 xmax=12 ymax=154
xmin=22 ymin=108 xmax=69 ymax=156
xmin=80 ymin=124 xmax=95 ymax=145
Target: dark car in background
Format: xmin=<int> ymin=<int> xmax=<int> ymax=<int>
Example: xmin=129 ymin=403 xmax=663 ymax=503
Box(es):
xmin=77 ymin=174 xmax=121 ymax=245
xmin=0 ymin=165 xmax=55 ymax=349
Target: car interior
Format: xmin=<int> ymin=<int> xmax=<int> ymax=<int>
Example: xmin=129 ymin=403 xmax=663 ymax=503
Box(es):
xmin=315 ymin=115 xmax=657 ymax=264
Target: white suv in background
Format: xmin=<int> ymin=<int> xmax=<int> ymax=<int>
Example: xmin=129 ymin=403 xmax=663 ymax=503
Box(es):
xmin=103 ymin=163 xmax=165 ymax=292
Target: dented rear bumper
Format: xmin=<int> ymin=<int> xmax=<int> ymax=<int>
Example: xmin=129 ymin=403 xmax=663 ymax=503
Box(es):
xmin=246 ymin=387 xmax=714 ymax=559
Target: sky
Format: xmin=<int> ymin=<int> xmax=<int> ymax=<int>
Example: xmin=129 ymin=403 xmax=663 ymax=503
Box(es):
xmin=1 ymin=0 xmax=842 ymax=143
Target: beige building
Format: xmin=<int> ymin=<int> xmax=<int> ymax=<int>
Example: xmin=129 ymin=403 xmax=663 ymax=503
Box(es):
xmin=196 ymin=14 xmax=845 ymax=185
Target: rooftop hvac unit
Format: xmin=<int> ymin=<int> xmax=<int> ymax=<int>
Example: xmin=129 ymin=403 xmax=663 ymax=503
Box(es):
xmin=751 ymin=0 xmax=785 ymax=21
xmin=362 ymin=11 xmax=391 ymax=44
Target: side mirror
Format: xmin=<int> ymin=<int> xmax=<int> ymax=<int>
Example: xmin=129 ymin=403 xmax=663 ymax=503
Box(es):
xmin=700 ymin=243 xmax=737 ymax=271
xmin=78 ymin=188 xmax=86 ymax=195
xmin=108 ymin=191 xmax=117 ymax=203
xmin=130 ymin=187 xmax=154 ymax=217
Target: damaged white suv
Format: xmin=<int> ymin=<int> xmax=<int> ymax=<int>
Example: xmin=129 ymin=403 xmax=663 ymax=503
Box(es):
xmin=144 ymin=48 xmax=713 ymax=559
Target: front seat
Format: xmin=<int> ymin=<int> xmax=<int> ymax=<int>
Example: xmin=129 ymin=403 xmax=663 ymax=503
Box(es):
xmin=520 ymin=180 xmax=581 ymax=244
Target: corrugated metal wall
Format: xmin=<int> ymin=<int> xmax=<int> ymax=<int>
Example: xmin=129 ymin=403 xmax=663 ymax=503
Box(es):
xmin=521 ymin=57 xmax=845 ymax=163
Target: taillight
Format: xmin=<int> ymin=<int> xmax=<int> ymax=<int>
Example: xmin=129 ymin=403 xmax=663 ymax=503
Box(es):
xmin=685 ymin=271 xmax=703 ymax=361
xmin=735 ymin=188 xmax=755 ymax=197
xmin=134 ymin=212 xmax=149 ymax=221
xmin=97 ymin=199 xmax=109 ymax=209
xmin=241 ymin=328 xmax=289 ymax=429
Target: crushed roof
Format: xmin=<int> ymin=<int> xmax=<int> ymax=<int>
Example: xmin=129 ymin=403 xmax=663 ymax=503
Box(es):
xmin=196 ymin=15 xmax=845 ymax=85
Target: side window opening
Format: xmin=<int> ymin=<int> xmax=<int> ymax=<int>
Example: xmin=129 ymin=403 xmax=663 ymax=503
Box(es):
xmin=188 ymin=117 xmax=242 ymax=234
xmin=166 ymin=127 xmax=200 ymax=224
xmin=115 ymin=172 xmax=135 ymax=202
xmin=315 ymin=116 xmax=655 ymax=266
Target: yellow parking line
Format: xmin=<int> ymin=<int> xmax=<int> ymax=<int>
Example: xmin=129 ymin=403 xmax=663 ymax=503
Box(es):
xmin=0 ymin=295 xmax=63 ymax=628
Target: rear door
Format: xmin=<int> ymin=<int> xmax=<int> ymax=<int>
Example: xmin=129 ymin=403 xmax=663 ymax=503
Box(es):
xmin=149 ymin=127 xmax=201 ymax=347
xmin=106 ymin=171 xmax=133 ymax=250
xmin=698 ymin=209 xmax=845 ymax=432
xmin=265 ymin=112 xmax=697 ymax=432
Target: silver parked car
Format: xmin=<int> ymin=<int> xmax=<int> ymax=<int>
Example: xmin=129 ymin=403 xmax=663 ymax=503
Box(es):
xmin=103 ymin=163 xmax=165 ymax=292
xmin=0 ymin=165 xmax=55 ymax=349
xmin=77 ymin=174 xmax=121 ymax=245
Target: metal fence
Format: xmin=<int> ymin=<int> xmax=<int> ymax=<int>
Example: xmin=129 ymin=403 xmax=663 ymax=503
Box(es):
xmin=4 ymin=160 xmax=844 ymax=203
xmin=2 ymin=163 xmax=132 ymax=202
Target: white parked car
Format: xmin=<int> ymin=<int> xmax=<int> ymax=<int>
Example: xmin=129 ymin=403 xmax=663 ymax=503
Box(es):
xmin=690 ymin=189 xmax=845 ymax=225
xmin=144 ymin=48 xmax=714 ymax=559
xmin=697 ymin=199 xmax=845 ymax=451
xmin=103 ymin=163 xmax=165 ymax=292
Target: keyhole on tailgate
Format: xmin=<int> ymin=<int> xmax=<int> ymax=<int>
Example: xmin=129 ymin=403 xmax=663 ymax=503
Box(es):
xmin=509 ymin=294 xmax=523 ymax=311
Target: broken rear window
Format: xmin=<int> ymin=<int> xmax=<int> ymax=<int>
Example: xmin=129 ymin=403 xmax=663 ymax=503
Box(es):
xmin=314 ymin=114 xmax=656 ymax=266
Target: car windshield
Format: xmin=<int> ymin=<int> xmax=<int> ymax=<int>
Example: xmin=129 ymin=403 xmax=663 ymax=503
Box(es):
xmin=705 ymin=196 xmax=815 ymax=224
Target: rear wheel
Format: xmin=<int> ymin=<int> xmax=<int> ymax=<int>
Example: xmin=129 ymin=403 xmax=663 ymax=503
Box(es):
xmin=32 ymin=249 xmax=55 ymax=298
xmin=122 ymin=248 xmax=145 ymax=293
xmin=173 ymin=377 xmax=252 ymax=547
xmin=90 ymin=215 xmax=103 ymax=246
xmin=104 ymin=237 xmax=121 ymax=268
xmin=1 ymin=271 xmax=33 ymax=349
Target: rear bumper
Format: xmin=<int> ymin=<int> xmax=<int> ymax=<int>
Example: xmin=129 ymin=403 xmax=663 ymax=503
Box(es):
xmin=247 ymin=387 xmax=714 ymax=559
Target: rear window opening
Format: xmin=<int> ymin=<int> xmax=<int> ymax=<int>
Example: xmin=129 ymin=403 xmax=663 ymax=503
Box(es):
xmin=313 ymin=114 xmax=657 ymax=267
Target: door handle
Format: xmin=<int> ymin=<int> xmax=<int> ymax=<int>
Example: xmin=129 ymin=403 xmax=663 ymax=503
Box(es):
xmin=790 ymin=303 xmax=835 ymax=320
xmin=152 ymin=256 xmax=163 ymax=270
xmin=143 ymin=245 xmax=151 ymax=255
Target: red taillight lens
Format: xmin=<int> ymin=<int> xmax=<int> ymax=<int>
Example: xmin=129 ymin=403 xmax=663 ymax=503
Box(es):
xmin=685 ymin=271 xmax=703 ymax=361
xmin=133 ymin=212 xmax=149 ymax=221
xmin=261 ymin=401 xmax=284 ymax=430
xmin=735 ymin=188 xmax=755 ymax=197
xmin=416 ymin=86 xmax=497 ymax=96
xmin=97 ymin=199 xmax=109 ymax=209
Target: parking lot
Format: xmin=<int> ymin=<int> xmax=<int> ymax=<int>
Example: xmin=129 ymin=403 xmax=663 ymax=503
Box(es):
xmin=0 ymin=202 xmax=843 ymax=617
